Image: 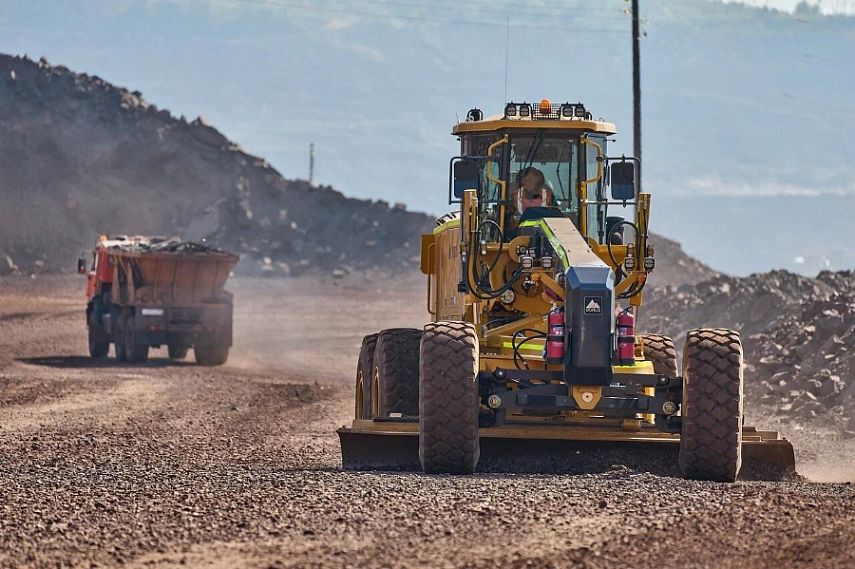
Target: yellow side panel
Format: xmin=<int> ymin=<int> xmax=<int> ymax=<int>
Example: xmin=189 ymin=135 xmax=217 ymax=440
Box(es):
xmin=434 ymin=226 xmax=465 ymax=321
xmin=419 ymin=233 xmax=435 ymax=275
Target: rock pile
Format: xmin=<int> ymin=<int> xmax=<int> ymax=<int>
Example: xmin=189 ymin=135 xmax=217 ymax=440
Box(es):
xmin=643 ymin=270 xmax=854 ymax=433
xmin=0 ymin=53 xmax=710 ymax=283
xmin=0 ymin=53 xmax=433 ymax=276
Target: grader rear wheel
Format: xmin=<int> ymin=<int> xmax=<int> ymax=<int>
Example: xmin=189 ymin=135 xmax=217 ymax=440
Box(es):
xmin=419 ymin=321 xmax=480 ymax=474
xmin=679 ymin=328 xmax=744 ymax=482
xmin=639 ymin=333 xmax=677 ymax=378
xmin=355 ymin=333 xmax=378 ymax=419
xmin=371 ymin=328 xmax=422 ymax=418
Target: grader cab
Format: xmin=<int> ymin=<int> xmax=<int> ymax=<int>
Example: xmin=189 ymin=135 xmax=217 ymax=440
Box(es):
xmin=339 ymin=100 xmax=795 ymax=481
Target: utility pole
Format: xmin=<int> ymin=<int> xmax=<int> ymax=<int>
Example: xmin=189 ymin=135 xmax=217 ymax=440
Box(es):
xmin=309 ymin=142 xmax=315 ymax=186
xmin=632 ymin=0 xmax=642 ymax=191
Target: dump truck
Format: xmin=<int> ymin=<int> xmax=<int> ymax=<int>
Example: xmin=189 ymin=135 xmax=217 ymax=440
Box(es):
xmin=79 ymin=235 xmax=238 ymax=365
xmin=338 ymin=101 xmax=795 ymax=481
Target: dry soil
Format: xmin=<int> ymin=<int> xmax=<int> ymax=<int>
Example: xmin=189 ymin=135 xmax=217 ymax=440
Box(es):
xmin=0 ymin=275 xmax=853 ymax=569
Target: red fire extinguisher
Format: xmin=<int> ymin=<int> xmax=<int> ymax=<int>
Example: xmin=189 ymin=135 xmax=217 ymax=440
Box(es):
xmin=616 ymin=309 xmax=635 ymax=366
xmin=546 ymin=307 xmax=565 ymax=363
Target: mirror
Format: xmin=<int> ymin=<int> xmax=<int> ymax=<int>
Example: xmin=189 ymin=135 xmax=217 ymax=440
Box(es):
xmin=77 ymin=257 xmax=87 ymax=275
xmin=453 ymin=159 xmax=480 ymax=199
xmin=610 ymin=162 xmax=636 ymax=201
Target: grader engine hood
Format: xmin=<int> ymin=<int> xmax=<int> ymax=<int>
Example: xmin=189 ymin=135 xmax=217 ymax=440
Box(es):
xmin=535 ymin=218 xmax=616 ymax=385
xmin=565 ymin=265 xmax=615 ymax=385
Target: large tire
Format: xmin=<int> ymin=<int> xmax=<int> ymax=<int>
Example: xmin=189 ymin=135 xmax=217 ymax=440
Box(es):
xmin=124 ymin=315 xmax=149 ymax=363
xmin=168 ymin=343 xmax=190 ymax=360
xmin=88 ymin=318 xmax=109 ymax=359
xmin=419 ymin=321 xmax=480 ymax=474
xmin=639 ymin=333 xmax=677 ymax=377
xmin=371 ymin=328 xmax=422 ymax=418
xmin=678 ymin=328 xmax=744 ymax=482
xmin=115 ymin=313 xmax=128 ymax=362
xmin=355 ymin=333 xmax=378 ymax=419
xmin=195 ymin=342 xmax=229 ymax=366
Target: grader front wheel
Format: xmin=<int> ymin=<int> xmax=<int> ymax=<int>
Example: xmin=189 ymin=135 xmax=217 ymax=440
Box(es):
xmin=418 ymin=321 xmax=480 ymax=474
xmin=679 ymin=328 xmax=744 ymax=482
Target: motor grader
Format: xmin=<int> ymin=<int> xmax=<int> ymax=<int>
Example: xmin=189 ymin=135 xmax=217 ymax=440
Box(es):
xmin=338 ymin=100 xmax=795 ymax=481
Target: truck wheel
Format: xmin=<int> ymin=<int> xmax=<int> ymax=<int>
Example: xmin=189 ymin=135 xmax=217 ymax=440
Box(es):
xmin=371 ymin=328 xmax=422 ymax=418
xmin=355 ymin=333 xmax=378 ymax=419
xmin=168 ymin=343 xmax=190 ymax=360
xmin=639 ymin=333 xmax=677 ymax=377
xmin=419 ymin=321 xmax=480 ymax=474
xmin=115 ymin=314 xmax=128 ymax=362
xmin=195 ymin=342 xmax=229 ymax=366
xmin=124 ymin=316 xmax=149 ymax=363
xmin=88 ymin=317 xmax=109 ymax=359
xmin=679 ymin=328 xmax=744 ymax=482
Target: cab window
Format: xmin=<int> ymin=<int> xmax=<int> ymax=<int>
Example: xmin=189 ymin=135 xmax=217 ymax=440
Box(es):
xmin=509 ymin=134 xmax=579 ymax=214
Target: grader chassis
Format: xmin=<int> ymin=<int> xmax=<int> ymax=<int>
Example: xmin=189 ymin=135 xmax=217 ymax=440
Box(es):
xmin=339 ymin=101 xmax=794 ymax=481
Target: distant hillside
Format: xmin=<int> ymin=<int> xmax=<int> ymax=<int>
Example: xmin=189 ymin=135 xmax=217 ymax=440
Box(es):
xmin=0 ymin=53 xmax=715 ymax=285
xmin=0 ymin=54 xmax=433 ymax=276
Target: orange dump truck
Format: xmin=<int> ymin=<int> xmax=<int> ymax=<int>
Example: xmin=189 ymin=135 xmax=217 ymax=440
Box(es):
xmin=79 ymin=235 xmax=239 ymax=365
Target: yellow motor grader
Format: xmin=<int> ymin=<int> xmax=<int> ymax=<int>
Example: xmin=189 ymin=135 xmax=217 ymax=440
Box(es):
xmin=338 ymin=100 xmax=795 ymax=481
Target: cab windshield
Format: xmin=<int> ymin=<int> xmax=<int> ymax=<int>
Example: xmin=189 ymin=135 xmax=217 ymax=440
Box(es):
xmin=508 ymin=134 xmax=579 ymax=214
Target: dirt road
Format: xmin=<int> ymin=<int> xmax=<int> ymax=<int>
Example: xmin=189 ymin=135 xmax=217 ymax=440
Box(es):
xmin=0 ymin=275 xmax=853 ymax=568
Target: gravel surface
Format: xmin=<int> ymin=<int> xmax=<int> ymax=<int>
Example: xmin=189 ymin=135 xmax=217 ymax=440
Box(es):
xmin=1 ymin=275 xmax=853 ymax=568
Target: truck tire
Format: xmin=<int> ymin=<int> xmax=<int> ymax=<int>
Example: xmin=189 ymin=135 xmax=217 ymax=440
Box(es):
xmin=115 ymin=314 xmax=128 ymax=362
xmin=124 ymin=315 xmax=149 ymax=363
xmin=419 ymin=321 xmax=480 ymax=474
xmin=639 ymin=333 xmax=677 ymax=377
xmin=195 ymin=342 xmax=229 ymax=366
xmin=88 ymin=318 xmax=109 ymax=359
xmin=168 ymin=343 xmax=190 ymax=360
xmin=678 ymin=328 xmax=744 ymax=482
xmin=355 ymin=333 xmax=378 ymax=419
xmin=371 ymin=328 xmax=422 ymax=418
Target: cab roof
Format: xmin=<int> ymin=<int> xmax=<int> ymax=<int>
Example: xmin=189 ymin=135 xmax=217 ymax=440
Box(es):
xmin=452 ymin=101 xmax=617 ymax=136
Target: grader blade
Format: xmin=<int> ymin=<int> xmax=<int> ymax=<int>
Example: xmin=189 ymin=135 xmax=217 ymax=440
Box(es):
xmin=338 ymin=421 xmax=796 ymax=481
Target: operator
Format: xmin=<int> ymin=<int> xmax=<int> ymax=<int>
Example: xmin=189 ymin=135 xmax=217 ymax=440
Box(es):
xmin=514 ymin=168 xmax=557 ymax=213
xmin=513 ymin=167 xmax=546 ymax=213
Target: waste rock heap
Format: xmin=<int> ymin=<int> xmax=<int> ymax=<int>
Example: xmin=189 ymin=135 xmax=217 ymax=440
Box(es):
xmin=643 ymin=270 xmax=855 ymax=433
xmin=0 ymin=54 xmax=432 ymax=276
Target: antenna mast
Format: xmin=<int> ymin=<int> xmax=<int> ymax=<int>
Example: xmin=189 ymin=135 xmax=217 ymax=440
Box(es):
xmin=632 ymin=0 xmax=642 ymax=191
xmin=309 ymin=142 xmax=315 ymax=186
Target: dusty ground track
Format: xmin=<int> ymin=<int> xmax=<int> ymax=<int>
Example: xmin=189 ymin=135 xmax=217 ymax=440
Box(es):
xmin=0 ymin=276 xmax=853 ymax=568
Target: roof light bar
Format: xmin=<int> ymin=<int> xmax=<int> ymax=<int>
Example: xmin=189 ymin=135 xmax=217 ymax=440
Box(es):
xmin=504 ymin=102 xmax=518 ymax=118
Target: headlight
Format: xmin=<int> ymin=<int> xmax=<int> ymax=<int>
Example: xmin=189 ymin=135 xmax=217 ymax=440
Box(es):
xmin=141 ymin=308 xmax=164 ymax=316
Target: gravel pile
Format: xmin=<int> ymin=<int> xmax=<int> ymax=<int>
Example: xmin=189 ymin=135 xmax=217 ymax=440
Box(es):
xmin=0 ymin=54 xmax=433 ymax=277
xmin=643 ymin=270 xmax=855 ymax=433
xmin=0 ymin=53 xmax=710 ymax=285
